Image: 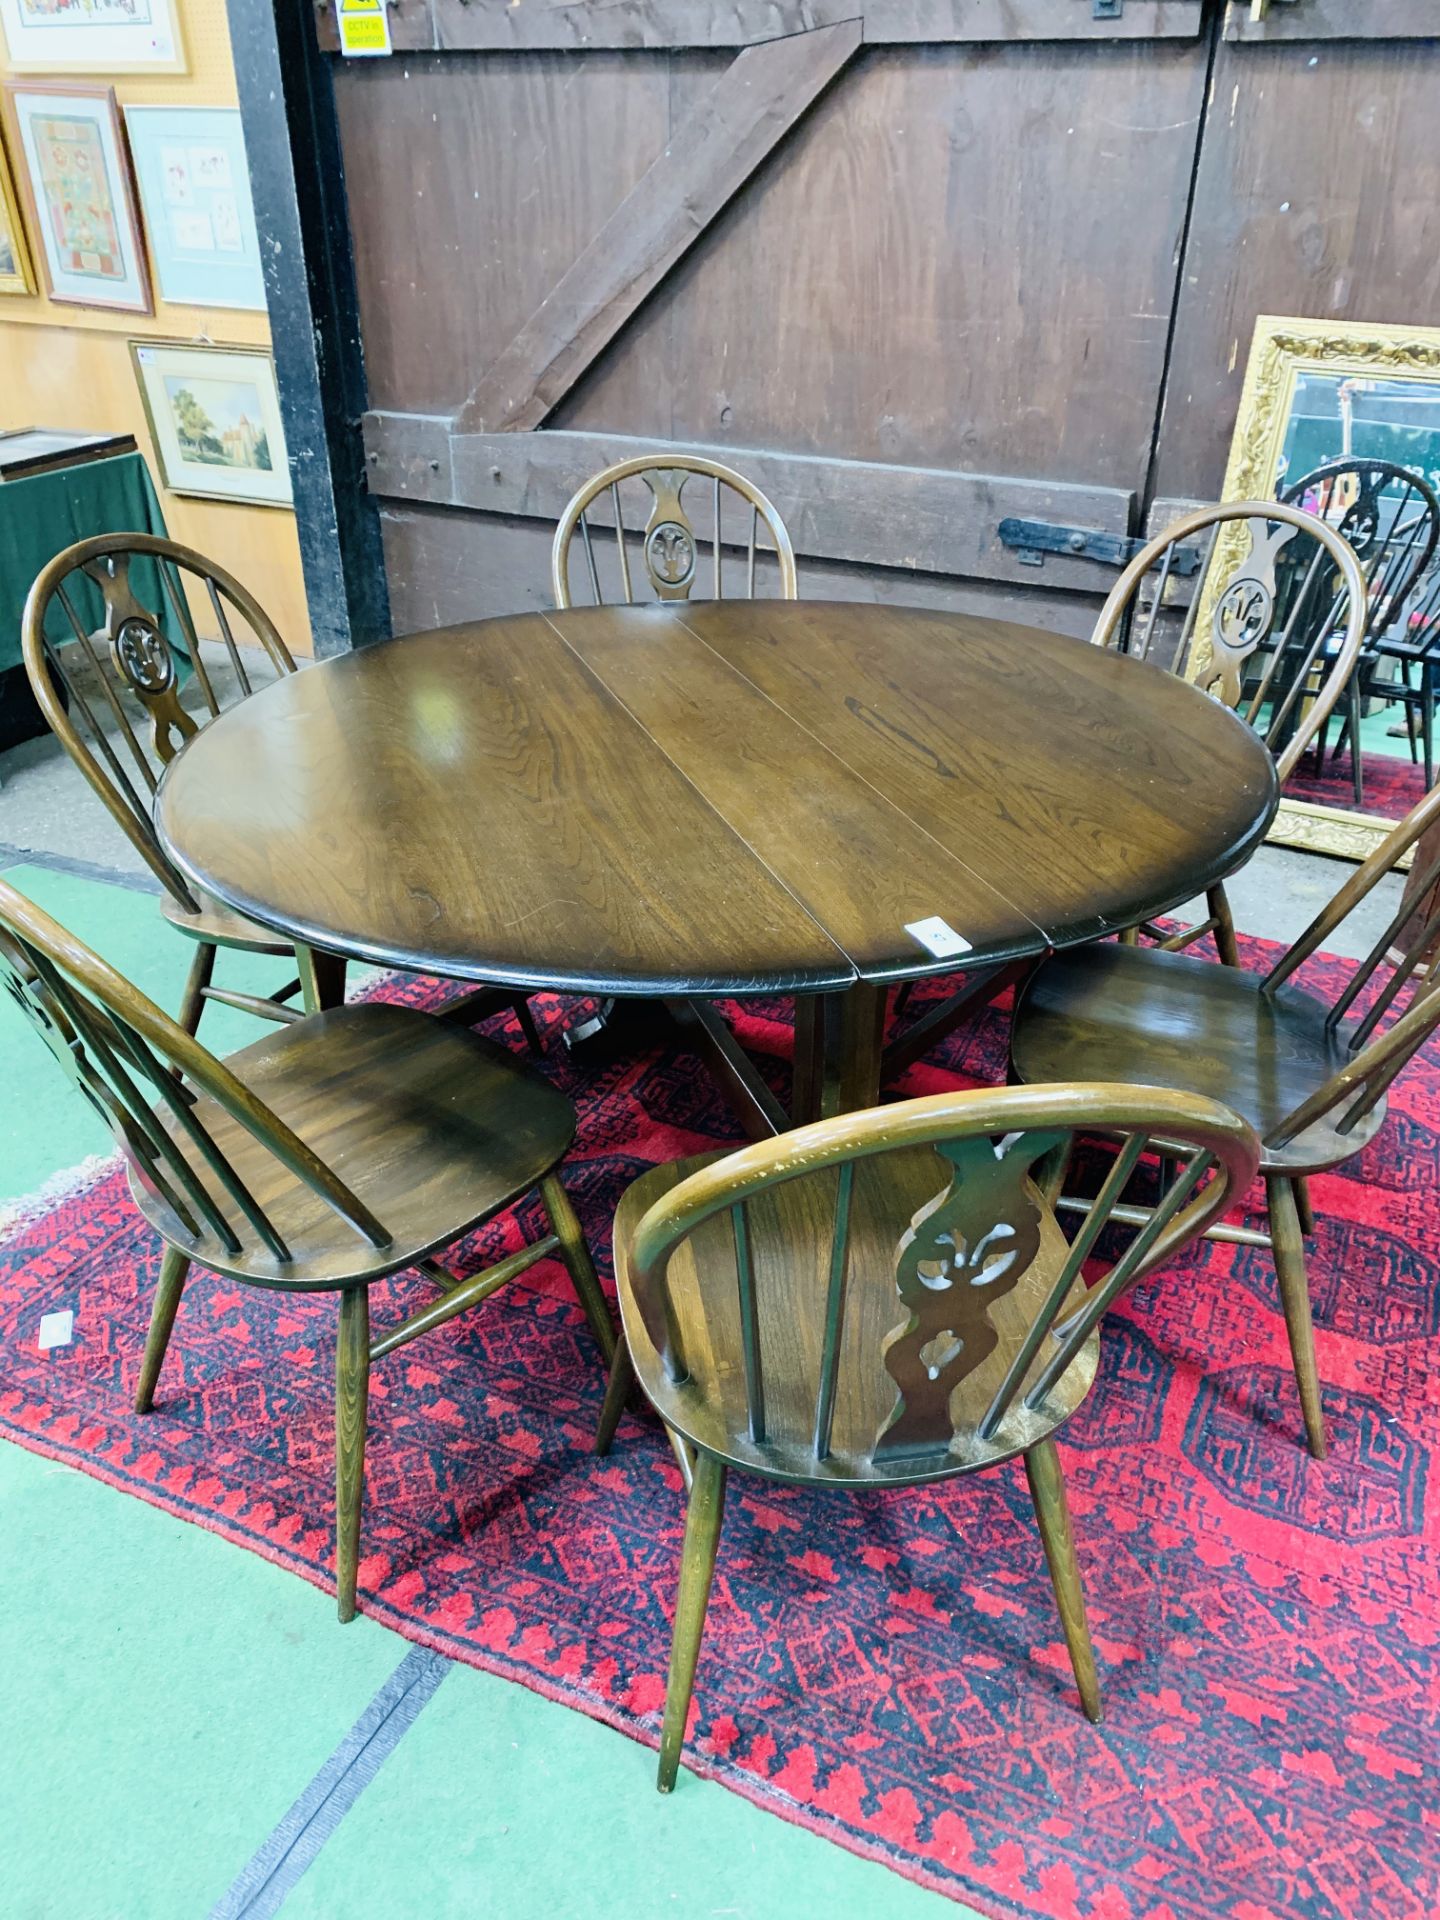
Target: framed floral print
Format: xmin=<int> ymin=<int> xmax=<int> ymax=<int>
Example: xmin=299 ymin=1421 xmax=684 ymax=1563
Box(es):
xmin=125 ymin=106 xmax=266 ymax=312
xmin=132 ymin=341 xmax=292 ymax=509
xmin=0 ymin=124 xmax=36 ymax=296
xmin=0 ymin=0 xmax=185 ymax=75
xmin=7 ymin=83 xmax=152 ymax=313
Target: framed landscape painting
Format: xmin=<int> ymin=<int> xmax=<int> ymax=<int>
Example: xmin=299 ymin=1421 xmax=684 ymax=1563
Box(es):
xmin=0 ymin=0 xmax=185 ymax=73
xmin=132 ymin=341 xmax=293 ymax=508
xmin=0 ymin=127 xmax=36 ymax=296
xmin=7 ymin=83 xmax=151 ymax=313
xmin=125 ymin=106 xmax=266 ymax=312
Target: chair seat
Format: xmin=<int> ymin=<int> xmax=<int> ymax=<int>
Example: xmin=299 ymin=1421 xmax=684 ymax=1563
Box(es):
xmin=613 ymin=1148 xmax=1097 ymax=1490
xmin=1371 ymin=636 xmax=1438 ymax=667
xmin=161 ymin=888 xmax=294 ymax=956
xmin=1010 ymin=942 xmax=1385 ymax=1174
xmin=131 ymin=1003 xmax=575 ymax=1287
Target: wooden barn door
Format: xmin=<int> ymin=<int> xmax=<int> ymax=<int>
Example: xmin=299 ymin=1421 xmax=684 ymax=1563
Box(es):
xmin=1148 ymin=4 xmax=1440 ymax=526
xmin=321 ymin=2 xmax=1214 ymax=638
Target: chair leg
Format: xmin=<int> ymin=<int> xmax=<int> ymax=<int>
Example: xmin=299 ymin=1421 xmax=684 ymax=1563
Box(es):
xmin=134 ymin=1246 xmax=190 ymax=1413
xmin=296 ymin=945 xmax=348 ymax=1015
xmin=658 ymin=1449 xmax=727 ymax=1793
xmin=539 ymin=1171 xmax=615 ymax=1363
xmin=1294 ymin=1174 xmax=1315 ymax=1238
xmin=512 ymin=994 xmax=543 ymax=1054
xmin=1349 ymin=675 xmax=1365 ymax=810
xmin=176 ymin=942 xmax=216 ymax=1035
xmin=1423 ymin=667 xmax=1436 ymax=792
xmin=594 ymin=1339 xmax=635 ymax=1455
xmin=1207 ymin=882 xmax=1240 ymax=969
xmin=335 ymin=1286 xmax=371 ymax=1624
xmin=1024 ymin=1435 xmax=1101 ymax=1725
xmin=1310 ymin=694 xmax=1330 ymax=774
xmin=1266 ymin=1176 xmax=1327 ymax=1460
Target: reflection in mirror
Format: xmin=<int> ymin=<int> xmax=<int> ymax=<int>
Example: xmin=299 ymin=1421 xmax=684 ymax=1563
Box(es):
xmin=1212 ymin=318 xmax=1440 ymax=863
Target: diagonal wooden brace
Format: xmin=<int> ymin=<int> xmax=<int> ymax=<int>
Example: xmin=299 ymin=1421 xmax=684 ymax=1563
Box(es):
xmin=452 ymin=21 xmax=861 ymax=435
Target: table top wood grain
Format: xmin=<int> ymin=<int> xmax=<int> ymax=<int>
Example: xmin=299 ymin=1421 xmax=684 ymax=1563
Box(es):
xmin=156 ymin=600 xmax=1278 ymax=996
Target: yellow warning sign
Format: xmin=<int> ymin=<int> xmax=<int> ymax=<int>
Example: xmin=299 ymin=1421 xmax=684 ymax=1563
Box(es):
xmin=338 ymin=0 xmax=392 ymax=57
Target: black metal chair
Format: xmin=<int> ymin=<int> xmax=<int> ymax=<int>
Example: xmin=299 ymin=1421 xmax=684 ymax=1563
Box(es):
xmin=1279 ymin=458 xmax=1440 ymax=807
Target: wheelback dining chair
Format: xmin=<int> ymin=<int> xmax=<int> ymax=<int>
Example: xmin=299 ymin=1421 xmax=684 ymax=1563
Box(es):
xmin=23 ymin=534 xmax=311 ymax=1033
xmin=0 ymin=875 xmax=614 ymax=1621
xmin=1009 ymin=777 xmax=1440 ymax=1463
xmin=23 ymin=534 xmax=539 ymax=1048
xmin=1095 ymin=498 xmax=1368 ymax=964
xmin=552 ymin=454 xmax=798 ymax=609
xmin=887 ymin=499 xmax=1370 ymax=1082
xmin=595 ymin=1082 xmax=1259 ymax=1791
xmin=1279 ymin=457 xmax=1440 ymax=808
xmin=1369 ymin=555 xmax=1440 ymax=792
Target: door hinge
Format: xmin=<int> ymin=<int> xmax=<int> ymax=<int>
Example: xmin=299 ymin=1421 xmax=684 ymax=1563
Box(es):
xmin=998 ymin=517 xmax=1203 ymax=574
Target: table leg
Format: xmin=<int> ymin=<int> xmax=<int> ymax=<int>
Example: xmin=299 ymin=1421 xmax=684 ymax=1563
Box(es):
xmin=791 ymin=982 xmax=887 ymax=1124
xmin=561 ymin=995 xmax=683 ymax=1065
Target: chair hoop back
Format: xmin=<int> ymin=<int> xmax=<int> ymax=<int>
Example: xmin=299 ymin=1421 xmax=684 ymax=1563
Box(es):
xmin=626 ymin=1083 xmax=1257 ymax=1474
xmin=0 ymin=877 xmax=388 ymax=1269
xmin=21 ymin=534 xmax=296 ymax=909
xmin=1262 ymin=779 xmax=1440 ymax=1146
xmin=1280 ymin=456 xmax=1440 ymax=637
xmin=1094 ymin=500 xmax=1368 ymax=785
xmin=551 ymin=454 xmax=798 ymax=610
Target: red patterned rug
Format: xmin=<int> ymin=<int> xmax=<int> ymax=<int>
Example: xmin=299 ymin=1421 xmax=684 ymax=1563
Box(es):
xmin=1 ymin=943 xmax=1436 ymax=1920
xmin=1284 ymin=744 xmax=1428 ymax=820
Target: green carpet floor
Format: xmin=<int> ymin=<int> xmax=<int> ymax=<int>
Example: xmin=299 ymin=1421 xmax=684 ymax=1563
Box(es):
xmin=0 ymin=860 xmax=970 ymax=1920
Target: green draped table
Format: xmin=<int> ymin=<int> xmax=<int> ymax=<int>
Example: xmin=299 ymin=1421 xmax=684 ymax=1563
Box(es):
xmin=0 ymin=451 xmax=171 ymax=749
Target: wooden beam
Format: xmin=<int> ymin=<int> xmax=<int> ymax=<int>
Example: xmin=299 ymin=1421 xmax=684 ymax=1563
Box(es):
xmin=316 ymin=0 xmax=1203 ymax=53
xmin=364 ymin=415 xmax=1135 ymax=591
xmin=863 ymin=1 xmax=1202 ymax=40
xmin=1225 ymin=0 xmax=1434 ymax=36
xmin=434 ymin=0 xmax=857 ymax=50
xmin=451 ymin=22 xmax=861 ymax=435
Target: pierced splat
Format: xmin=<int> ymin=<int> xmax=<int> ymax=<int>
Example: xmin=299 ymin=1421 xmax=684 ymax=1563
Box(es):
xmin=1195 ymin=519 xmax=1297 ymax=710
xmin=82 ymin=552 xmax=197 ymax=764
xmin=875 ymin=1130 xmax=1064 ymax=1461
xmin=639 ymin=471 xmax=701 ymax=599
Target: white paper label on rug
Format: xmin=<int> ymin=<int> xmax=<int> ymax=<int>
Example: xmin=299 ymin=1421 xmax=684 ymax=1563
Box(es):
xmin=904 ymin=917 xmax=973 ymax=960
xmin=38 ymin=1310 xmax=74 ymax=1351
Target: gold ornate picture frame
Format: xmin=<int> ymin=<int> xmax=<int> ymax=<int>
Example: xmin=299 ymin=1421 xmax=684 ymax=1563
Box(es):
xmin=0 ymin=122 xmax=35 ymax=296
xmin=1204 ymin=315 xmax=1440 ymax=865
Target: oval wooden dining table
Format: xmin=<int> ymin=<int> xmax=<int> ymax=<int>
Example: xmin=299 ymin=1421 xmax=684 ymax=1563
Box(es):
xmin=156 ymin=599 xmax=1277 ymax=1130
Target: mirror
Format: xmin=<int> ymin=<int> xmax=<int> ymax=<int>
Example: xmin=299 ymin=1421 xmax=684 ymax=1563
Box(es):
xmin=1207 ymin=316 xmax=1440 ymax=863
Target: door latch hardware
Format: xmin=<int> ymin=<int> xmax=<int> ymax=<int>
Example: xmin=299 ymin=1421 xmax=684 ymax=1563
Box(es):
xmin=998 ymin=517 xmax=1204 ymax=574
